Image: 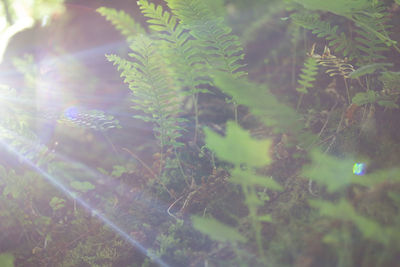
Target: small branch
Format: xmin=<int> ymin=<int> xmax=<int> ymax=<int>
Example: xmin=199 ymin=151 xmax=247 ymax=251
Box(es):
xmin=167 ymin=195 xmax=184 ymax=221
xmin=174 ymin=147 xmax=190 ymax=187
xmin=122 ymin=147 xmax=156 ymax=178
xmin=122 ymin=147 xmax=175 ymax=199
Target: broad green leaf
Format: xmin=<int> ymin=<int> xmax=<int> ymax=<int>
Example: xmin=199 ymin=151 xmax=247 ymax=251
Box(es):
xmin=3 ymin=184 xmax=21 ymax=198
xmin=231 ymin=168 xmax=283 ymax=191
xmin=352 ymin=91 xmax=377 ymax=106
xmin=111 ymin=165 xmax=127 ymax=178
xmin=0 ymin=253 xmax=14 ymax=267
xmin=379 ymin=72 xmax=400 ymax=91
xmin=310 ymin=199 xmax=390 ymax=245
xmin=70 ymin=181 xmax=95 ymax=193
xmin=192 ymin=216 xmax=247 ymax=243
xmin=302 ymin=150 xmax=354 ymax=193
xmin=204 ymin=121 xmax=272 ymax=167
xmin=355 ymin=168 xmax=400 ymax=187
xmin=258 ymin=215 xmax=272 ymax=222
xmin=212 ymin=72 xmax=304 ymax=134
xmin=49 ymin=197 xmax=66 ymax=211
xmin=349 ymin=63 xmax=393 ymax=78
xmin=377 ymin=100 xmax=399 ymax=109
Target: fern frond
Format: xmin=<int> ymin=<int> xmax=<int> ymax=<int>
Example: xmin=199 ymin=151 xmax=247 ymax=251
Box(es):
xmin=96 ymin=7 xmax=145 ymax=41
xmin=379 ymin=71 xmax=400 ymax=93
xmin=313 ymin=46 xmax=355 ymax=78
xmin=297 ymin=57 xmax=319 ymax=94
xmin=212 ymin=72 xmax=304 ymax=134
xmin=294 ymin=1 xmax=398 ymax=62
xmin=166 ymin=0 xmax=246 ymax=78
xmin=137 ymin=0 xmax=209 ymax=90
xmin=294 ymin=0 xmax=370 ymax=17
xmin=291 ymin=13 xmax=358 ymax=59
xmin=0 ymin=86 xmax=53 ymax=165
xmin=352 ymin=5 xmax=392 ymax=63
xmin=107 ymin=35 xmax=184 ymax=149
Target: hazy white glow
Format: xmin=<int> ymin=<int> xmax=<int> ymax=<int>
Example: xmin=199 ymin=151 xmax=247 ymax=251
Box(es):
xmin=0 ymin=132 xmax=170 ymax=267
xmin=0 ymin=2 xmax=34 ymax=63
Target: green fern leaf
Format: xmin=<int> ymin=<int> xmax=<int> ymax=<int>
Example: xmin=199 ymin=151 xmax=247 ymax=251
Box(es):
xmin=293 ymin=0 xmax=370 ymax=16
xmin=96 ymin=7 xmax=145 ymax=41
xmin=107 ymin=35 xmax=184 ymax=148
xmin=291 ymin=13 xmax=358 ymax=58
xmin=379 ymin=71 xmax=400 ymax=92
xmin=166 ymin=0 xmax=246 ymax=77
xmin=297 ymin=57 xmax=319 ymax=94
xmin=137 ymin=0 xmax=209 ymax=90
xmin=349 ymin=63 xmax=392 ymax=78
xmin=212 ymin=72 xmax=305 ymax=135
xmin=204 ymin=121 xmax=272 ymax=167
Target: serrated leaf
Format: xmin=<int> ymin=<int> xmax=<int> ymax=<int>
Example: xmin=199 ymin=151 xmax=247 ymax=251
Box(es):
xmin=111 ymin=165 xmax=127 ymax=178
xmin=349 ymin=63 xmax=393 ymax=78
xmin=212 ymin=72 xmax=305 ymax=134
xmin=204 ymin=121 xmax=272 ymax=167
xmin=70 ymin=181 xmax=95 ymax=193
xmin=192 ymin=216 xmax=247 ymax=243
xmin=231 ymin=169 xmax=283 ymax=191
xmin=377 ymin=100 xmax=399 ymax=109
xmin=352 ymin=91 xmax=377 ymax=105
xmin=310 ymin=199 xmax=391 ymax=245
xmin=302 ymin=150 xmax=354 ymax=193
xmin=49 ymin=197 xmax=66 ymax=211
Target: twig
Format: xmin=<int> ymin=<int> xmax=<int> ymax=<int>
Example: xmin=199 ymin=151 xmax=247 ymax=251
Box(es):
xmin=174 ymin=147 xmax=190 ymax=187
xmin=122 ymin=147 xmax=156 ymax=178
xmin=167 ymin=195 xmax=184 ymax=220
xmin=122 ymin=147 xmax=175 ymax=199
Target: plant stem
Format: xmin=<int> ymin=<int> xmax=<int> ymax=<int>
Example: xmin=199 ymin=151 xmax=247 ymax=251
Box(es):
xmin=193 ymin=93 xmax=199 ymax=145
xmin=344 ymin=78 xmax=351 ymax=105
xmin=174 ymin=147 xmax=190 ymax=187
xmin=296 ymin=93 xmax=304 ymax=111
xmin=233 ymin=101 xmax=238 ymax=123
xmin=122 ymin=147 xmax=175 ymax=199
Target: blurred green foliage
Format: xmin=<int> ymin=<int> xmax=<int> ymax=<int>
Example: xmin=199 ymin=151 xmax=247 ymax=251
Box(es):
xmin=1 ymin=0 xmax=400 ymax=266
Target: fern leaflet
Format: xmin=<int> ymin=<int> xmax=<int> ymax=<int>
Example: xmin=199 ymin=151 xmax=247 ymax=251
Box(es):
xmin=97 ymin=7 xmax=145 ymax=42
xmin=297 ymin=57 xmax=319 ymax=94
xmin=137 ymin=0 xmax=209 ymax=90
xmin=107 ymin=35 xmax=185 ymax=149
xmin=166 ymin=0 xmax=246 ymax=78
xmin=291 ymin=13 xmax=358 ymax=59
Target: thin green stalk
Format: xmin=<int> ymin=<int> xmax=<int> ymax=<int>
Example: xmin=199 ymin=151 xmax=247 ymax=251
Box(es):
xmin=174 ymin=147 xmax=190 ymax=187
xmin=296 ymin=93 xmax=304 ymax=111
xmin=244 ymin=185 xmax=265 ymax=261
xmin=344 ymin=78 xmax=351 ymax=105
xmin=193 ymin=93 xmax=199 ymax=144
xmin=233 ymin=102 xmax=238 ymax=123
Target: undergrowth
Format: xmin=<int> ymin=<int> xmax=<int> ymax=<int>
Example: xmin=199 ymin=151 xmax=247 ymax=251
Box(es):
xmin=1 ymin=0 xmax=400 ymax=266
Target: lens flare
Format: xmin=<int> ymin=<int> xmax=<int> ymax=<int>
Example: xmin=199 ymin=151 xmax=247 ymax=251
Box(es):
xmin=0 ymin=138 xmax=170 ymax=267
xmin=64 ymin=106 xmax=79 ymax=120
xmin=353 ymin=163 xmax=366 ymax=176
